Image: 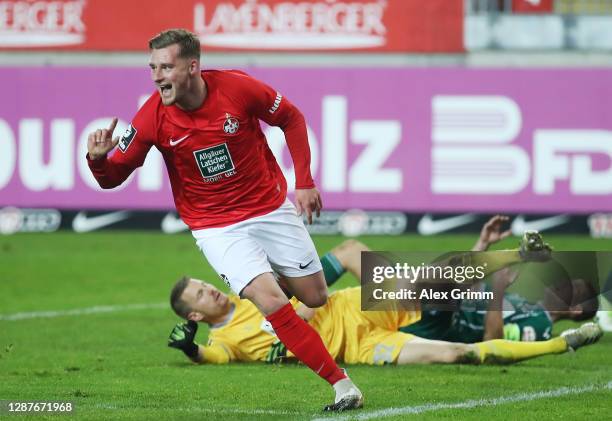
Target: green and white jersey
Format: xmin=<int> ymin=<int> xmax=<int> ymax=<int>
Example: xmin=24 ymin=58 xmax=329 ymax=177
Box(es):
xmin=401 ymin=293 xmax=552 ymax=343
xmin=448 ymin=293 xmax=553 ymax=343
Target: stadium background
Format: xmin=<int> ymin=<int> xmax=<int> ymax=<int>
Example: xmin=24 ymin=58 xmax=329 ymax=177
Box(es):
xmin=1 ymin=0 xmax=612 ymax=237
xmin=1 ymin=1 xmax=612 ymax=419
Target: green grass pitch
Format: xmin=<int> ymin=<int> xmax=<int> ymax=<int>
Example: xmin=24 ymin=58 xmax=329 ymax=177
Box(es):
xmin=1 ymin=232 xmax=611 ymax=420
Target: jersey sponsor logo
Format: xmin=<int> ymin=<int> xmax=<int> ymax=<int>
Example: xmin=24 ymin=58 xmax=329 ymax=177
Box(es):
xmin=118 ymin=124 xmax=137 ymax=153
xmin=417 ymin=214 xmax=477 ymax=236
xmin=193 ymin=143 xmax=236 ymax=182
xmin=72 ymin=211 xmax=130 ymax=232
xmin=268 ymin=92 xmax=282 ymax=114
xmin=223 ymin=114 xmax=239 ymax=135
xmin=169 ymin=134 xmax=190 ymax=146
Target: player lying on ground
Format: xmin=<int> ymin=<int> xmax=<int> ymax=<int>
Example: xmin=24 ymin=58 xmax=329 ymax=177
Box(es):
xmin=327 ymin=217 xmax=599 ymax=343
xmin=167 ymin=277 xmax=602 ymax=366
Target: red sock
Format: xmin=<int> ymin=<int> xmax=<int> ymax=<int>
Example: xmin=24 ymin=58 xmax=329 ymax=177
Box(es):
xmin=266 ymin=303 xmax=346 ymax=385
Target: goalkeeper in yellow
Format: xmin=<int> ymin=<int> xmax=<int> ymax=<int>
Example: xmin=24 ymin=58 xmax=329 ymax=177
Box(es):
xmin=167 ymin=273 xmax=602 ymax=366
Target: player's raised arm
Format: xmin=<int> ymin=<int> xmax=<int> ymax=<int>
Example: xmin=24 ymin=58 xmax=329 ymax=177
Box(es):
xmin=472 ymin=215 xmax=512 ymax=251
xmin=483 ymin=267 xmax=518 ymax=341
xmin=86 ymin=112 xmax=154 ymax=189
xmin=87 ymin=117 xmax=120 ymax=160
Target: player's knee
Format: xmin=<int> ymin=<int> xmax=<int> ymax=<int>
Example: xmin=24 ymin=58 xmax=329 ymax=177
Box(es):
xmin=454 ymin=344 xmax=481 ymax=365
xmin=256 ymin=293 xmax=290 ymax=315
xmin=301 ymin=288 xmax=328 ymax=308
xmin=335 ymin=239 xmax=368 ymax=255
xmin=346 ymin=239 xmax=368 ymax=252
xmin=241 ymin=279 xmax=290 ymax=315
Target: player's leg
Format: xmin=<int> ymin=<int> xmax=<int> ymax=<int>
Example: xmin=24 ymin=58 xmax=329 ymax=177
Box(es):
xmin=293 ymin=239 xmax=370 ymax=299
xmin=434 ymin=231 xmax=553 ymax=280
xmin=252 ymin=199 xmax=330 ymax=307
xmin=241 ymin=272 xmax=290 ymax=314
xmin=194 ymin=225 xmax=360 ymax=410
xmin=397 ymin=336 xmax=568 ymax=365
xmin=396 ymin=336 xmax=478 ymax=365
xmin=282 ymin=271 xmax=328 ymax=307
xmin=473 ymin=338 xmax=567 ymax=364
xmin=397 ymin=323 xmax=602 ymax=365
xmin=321 ymin=240 xmax=369 ymax=286
xmin=243 ymin=273 xmax=362 ymax=411
xmin=249 ymin=200 xmax=363 ymax=410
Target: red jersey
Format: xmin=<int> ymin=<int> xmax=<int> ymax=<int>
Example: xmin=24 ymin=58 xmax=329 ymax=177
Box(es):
xmin=88 ymin=70 xmax=314 ymax=229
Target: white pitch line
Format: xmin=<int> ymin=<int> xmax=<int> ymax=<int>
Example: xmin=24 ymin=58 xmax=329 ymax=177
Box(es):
xmin=177 ymin=407 xmax=307 ymax=416
xmin=0 ymin=302 xmax=167 ymax=321
xmin=92 ymin=403 xmax=308 ymax=416
xmin=313 ymin=381 xmax=612 ymax=421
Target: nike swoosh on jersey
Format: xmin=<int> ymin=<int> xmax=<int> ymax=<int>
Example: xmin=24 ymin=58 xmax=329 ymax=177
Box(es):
xmin=417 ymin=214 xmax=477 ymax=236
xmin=72 ymin=211 xmax=130 ymax=233
xmin=511 ymin=215 xmax=570 ymax=235
xmin=169 ymin=134 xmax=190 ymax=146
xmin=161 ymin=212 xmax=188 ymax=234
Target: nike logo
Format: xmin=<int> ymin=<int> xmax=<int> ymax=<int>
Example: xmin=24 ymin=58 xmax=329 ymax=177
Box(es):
xmin=417 ymin=214 xmax=477 ymax=236
xmin=161 ymin=212 xmax=188 ymax=234
xmin=299 ymin=259 xmax=314 ymax=269
xmin=511 ymin=215 xmax=570 ymax=235
xmin=169 ymin=134 xmax=190 ymax=146
xmin=72 ymin=211 xmax=130 ymax=233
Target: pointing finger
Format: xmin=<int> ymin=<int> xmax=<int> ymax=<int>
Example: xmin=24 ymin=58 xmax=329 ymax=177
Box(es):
xmin=108 ymin=117 xmax=118 ymax=133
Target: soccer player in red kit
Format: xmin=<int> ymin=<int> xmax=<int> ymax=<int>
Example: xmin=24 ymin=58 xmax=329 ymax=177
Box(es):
xmin=85 ymin=29 xmax=362 ymax=411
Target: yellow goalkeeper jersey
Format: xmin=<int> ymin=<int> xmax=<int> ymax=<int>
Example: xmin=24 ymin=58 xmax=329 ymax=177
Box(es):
xmin=200 ymin=287 xmax=420 ymax=365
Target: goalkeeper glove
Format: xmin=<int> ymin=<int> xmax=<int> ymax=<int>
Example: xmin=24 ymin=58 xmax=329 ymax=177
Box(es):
xmin=168 ymin=320 xmax=199 ymax=359
xmin=265 ymin=339 xmax=288 ymax=364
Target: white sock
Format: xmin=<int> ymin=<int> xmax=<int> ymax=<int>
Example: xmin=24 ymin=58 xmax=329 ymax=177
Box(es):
xmin=333 ymin=378 xmax=353 ymax=397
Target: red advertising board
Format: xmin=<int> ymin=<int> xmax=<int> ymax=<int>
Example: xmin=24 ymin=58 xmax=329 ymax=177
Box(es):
xmin=0 ymin=0 xmax=463 ymax=52
xmin=512 ymin=0 xmax=553 ymax=13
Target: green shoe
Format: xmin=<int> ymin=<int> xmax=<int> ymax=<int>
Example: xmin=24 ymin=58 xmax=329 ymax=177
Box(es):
xmin=519 ymin=230 xmax=552 ymax=262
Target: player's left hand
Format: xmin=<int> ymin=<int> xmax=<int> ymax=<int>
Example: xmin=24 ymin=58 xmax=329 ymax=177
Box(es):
xmin=295 ymin=188 xmax=322 ymax=225
xmin=168 ymin=320 xmax=198 ymax=350
xmin=478 ymin=215 xmax=512 ymax=248
xmin=265 ymin=340 xmax=287 ymax=364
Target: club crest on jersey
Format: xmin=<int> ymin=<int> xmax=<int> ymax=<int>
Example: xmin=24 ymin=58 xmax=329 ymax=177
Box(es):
xmin=223 ymin=114 xmax=239 ymax=135
xmin=118 ymin=124 xmax=137 ymax=153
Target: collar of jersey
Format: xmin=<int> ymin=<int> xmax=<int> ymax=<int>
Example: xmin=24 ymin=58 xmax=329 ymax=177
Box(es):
xmin=164 ymin=71 xmax=213 ymax=130
xmin=210 ymin=302 xmax=236 ymax=329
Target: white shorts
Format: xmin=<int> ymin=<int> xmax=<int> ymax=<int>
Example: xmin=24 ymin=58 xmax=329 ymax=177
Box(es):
xmin=191 ymin=199 xmax=323 ymax=295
